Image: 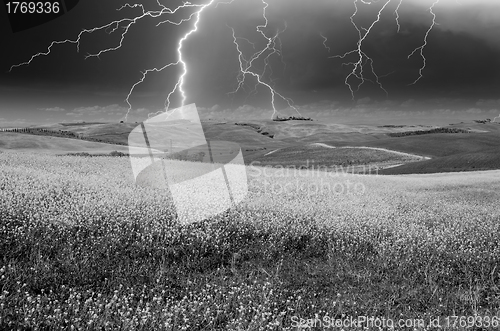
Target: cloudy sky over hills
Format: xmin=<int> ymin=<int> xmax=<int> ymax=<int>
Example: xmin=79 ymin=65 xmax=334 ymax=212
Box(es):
xmin=1 ymin=0 xmax=499 ymax=126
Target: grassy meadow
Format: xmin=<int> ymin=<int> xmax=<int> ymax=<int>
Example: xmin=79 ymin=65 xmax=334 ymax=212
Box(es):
xmin=1 ymin=151 xmax=500 ymax=330
xmin=7 ymin=120 xmax=500 ymax=174
xmin=0 ymin=132 xmax=130 ymax=155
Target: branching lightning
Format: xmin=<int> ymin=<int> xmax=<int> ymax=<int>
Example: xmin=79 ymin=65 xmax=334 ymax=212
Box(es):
xmin=328 ymin=0 xmax=392 ymax=100
xmin=126 ymin=0 xmax=237 ymax=119
xmin=407 ymin=0 xmax=440 ymax=85
xmin=10 ymin=0 xmax=448 ymax=120
xmin=226 ymin=0 xmax=300 ymax=119
xmin=319 ymin=0 xmax=443 ymax=100
xmin=9 ymin=1 xmax=219 ymax=121
xmin=9 ymin=0 xmax=301 ymax=121
xmin=9 ymin=3 xmax=193 ymax=67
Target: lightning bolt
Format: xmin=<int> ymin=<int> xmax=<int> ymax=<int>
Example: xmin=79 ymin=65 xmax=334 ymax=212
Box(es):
xmin=226 ymin=0 xmax=301 ymax=119
xmin=407 ymin=0 xmax=440 ymax=85
xmin=9 ymin=0 xmax=300 ymax=122
xmin=9 ymin=1 xmax=235 ymax=121
xmin=127 ymin=0 xmax=236 ymax=119
xmin=9 ymin=0 xmax=447 ymax=119
xmin=8 ymin=3 xmax=194 ymax=68
xmin=394 ymin=0 xmax=403 ymax=33
xmin=326 ymin=0 xmax=444 ymax=98
xmin=329 ymin=0 xmax=392 ymax=100
xmin=320 ymin=32 xmax=331 ymax=53
xmin=229 ymin=22 xmax=286 ymax=104
xmin=492 ymin=115 xmax=500 ymax=123
xmin=144 ymin=0 xmax=230 ymax=119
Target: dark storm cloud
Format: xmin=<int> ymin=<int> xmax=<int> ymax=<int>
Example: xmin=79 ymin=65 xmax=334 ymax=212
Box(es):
xmin=408 ymin=0 xmax=500 ymax=50
xmin=1 ymin=0 xmax=499 ymax=124
xmin=66 ymin=104 xmax=128 ymax=117
xmin=215 ymin=0 xmax=500 ymax=105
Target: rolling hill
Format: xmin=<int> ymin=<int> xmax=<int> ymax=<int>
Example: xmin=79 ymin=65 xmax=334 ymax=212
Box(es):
xmin=0 ymin=132 xmax=130 ymax=155
xmin=3 ymin=119 xmax=499 ymax=174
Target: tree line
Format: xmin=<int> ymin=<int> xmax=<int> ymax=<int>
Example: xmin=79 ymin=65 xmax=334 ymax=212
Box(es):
xmin=273 ymin=115 xmax=312 ymax=121
xmin=388 ymin=127 xmax=471 ymax=137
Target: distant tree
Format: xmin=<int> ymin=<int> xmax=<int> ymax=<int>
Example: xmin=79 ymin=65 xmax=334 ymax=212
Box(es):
xmin=273 ymin=115 xmax=312 ymax=122
xmin=109 ymin=151 xmax=126 ymax=157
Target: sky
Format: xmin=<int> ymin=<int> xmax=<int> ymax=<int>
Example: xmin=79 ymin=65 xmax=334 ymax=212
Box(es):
xmin=0 ymin=0 xmax=499 ymax=127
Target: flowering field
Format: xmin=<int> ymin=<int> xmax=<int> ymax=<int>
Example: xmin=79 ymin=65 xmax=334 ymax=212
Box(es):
xmin=1 ymin=151 xmax=500 ymax=330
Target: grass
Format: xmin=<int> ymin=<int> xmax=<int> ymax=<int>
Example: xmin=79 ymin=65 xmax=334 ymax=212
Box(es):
xmin=10 ymin=121 xmax=500 ymax=174
xmin=252 ymin=144 xmax=422 ymax=170
xmin=1 ymin=152 xmax=500 ymax=329
xmin=380 ymin=147 xmax=500 ymax=174
xmin=0 ymin=133 xmax=130 ymax=155
xmin=331 ymin=132 xmax=500 ymax=158
xmin=322 ymin=132 xmax=500 ymax=174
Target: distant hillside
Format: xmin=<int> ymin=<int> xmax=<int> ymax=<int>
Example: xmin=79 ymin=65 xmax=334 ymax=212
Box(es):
xmin=327 ymin=132 xmax=500 ymax=158
xmin=28 ymin=122 xmax=137 ymax=145
xmin=448 ymin=121 xmax=500 ymax=133
xmin=4 ymin=119 xmax=500 ymax=174
xmin=234 ymin=123 xmax=274 ymax=138
xmin=1 ymin=127 xmax=127 ymax=145
xmin=338 ymin=131 xmax=500 ymax=174
xmin=252 ymin=143 xmax=424 ymax=170
xmin=0 ymin=132 xmax=130 ymax=155
xmin=379 ymin=147 xmax=500 ymax=174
